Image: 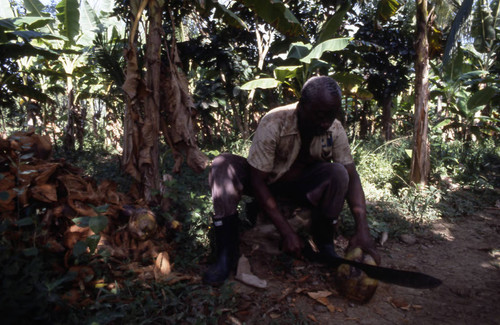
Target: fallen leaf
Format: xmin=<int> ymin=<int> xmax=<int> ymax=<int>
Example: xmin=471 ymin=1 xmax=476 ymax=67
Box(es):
xmin=307 ymin=291 xmax=338 ymax=313
xmin=295 ymin=275 xmax=311 ymax=283
xmin=227 ymin=315 xmax=242 ymax=325
xmin=389 ymin=297 xmax=410 ymax=310
xmin=307 ymin=314 xmax=318 ymax=322
xmin=154 ymin=251 xmax=171 ymax=280
xmin=307 ymin=291 xmax=332 ymax=299
xmin=269 ymin=313 xmax=280 ymax=319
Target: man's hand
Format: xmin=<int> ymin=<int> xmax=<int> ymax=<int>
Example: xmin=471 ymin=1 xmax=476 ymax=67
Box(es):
xmin=250 ymin=166 xmax=303 ymax=257
xmin=281 ymin=230 xmax=303 ymax=257
xmin=349 ymin=231 xmax=380 ymax=265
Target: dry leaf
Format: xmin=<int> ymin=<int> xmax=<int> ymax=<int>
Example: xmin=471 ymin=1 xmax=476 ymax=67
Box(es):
xmin=389 ymin=297 xmax=410 ymax=310
xmin=227 ymin=315 xmax=242 ymax=325
xmin=307 ymin=291 xmax=338 ymax=313
xmin=154 ymin=251 xmax=171 ymax=280
xmin=307 ymin=291 xmax=333 ymax=299
xmin=307 ymin=314 xmax=318 ymax=322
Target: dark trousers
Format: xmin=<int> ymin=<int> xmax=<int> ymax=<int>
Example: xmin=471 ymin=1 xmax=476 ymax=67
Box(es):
xmin=209 ymin=153 xmax=349 ymax=223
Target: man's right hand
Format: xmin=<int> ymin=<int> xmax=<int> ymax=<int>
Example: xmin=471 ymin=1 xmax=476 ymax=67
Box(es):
xmin=281 ymin=230 xmax=303 ymax=257
xmin=250 ymin=166 xmax=304 ymax=258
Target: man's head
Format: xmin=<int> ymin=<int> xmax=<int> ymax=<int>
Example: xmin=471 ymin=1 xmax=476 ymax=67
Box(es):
xmin=297 ymin=76 xmax=342 ymax=136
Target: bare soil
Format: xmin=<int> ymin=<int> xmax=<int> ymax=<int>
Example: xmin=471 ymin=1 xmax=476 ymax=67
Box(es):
xmin=226 ymin=207 xmax=500 ymax=325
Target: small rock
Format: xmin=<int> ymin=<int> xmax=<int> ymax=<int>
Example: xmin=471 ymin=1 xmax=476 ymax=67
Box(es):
xmin=313 ymin=304 xmax=328 ymax=312
xmin=400 ymin=234 xmax=417 ymax=245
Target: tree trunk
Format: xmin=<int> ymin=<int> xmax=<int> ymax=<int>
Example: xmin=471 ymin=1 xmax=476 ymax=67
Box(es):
xmin=410 ymin=0 xmax=431 ymax=185
xmin=359 ymin=101 xmax=369 ymax=139
xmin=382 ymin=96 xmax=393 ymax=141
xmin=62 ymin=82 xmax=75 ymax=153
xmin=141 ymin=0 xmax=162 ymax=203
xmin=121 ymin=0 xmax=161 ymax=203
xmin=121 ymin=1 xmax=208 ymax=205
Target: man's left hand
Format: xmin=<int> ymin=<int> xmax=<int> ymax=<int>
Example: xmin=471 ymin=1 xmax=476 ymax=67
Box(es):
xmin=349 ymin=231 xmax=380 ymax=265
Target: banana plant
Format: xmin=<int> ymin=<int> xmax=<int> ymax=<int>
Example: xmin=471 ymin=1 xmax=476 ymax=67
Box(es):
xmin=19 ymin=0 xmax=101 ymax=150
xmin=431 ymin=47 xmax=499 ymax=141
xmin=241 ymin=37 xmax=351 ymax=96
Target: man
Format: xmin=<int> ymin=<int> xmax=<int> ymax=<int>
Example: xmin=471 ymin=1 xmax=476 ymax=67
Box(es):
xmin=203 ymin=76 xmax=379 ymax=286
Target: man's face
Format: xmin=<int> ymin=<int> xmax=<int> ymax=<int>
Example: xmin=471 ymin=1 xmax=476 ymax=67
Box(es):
xmin=298 ymin=93 xmax=340 ymax=136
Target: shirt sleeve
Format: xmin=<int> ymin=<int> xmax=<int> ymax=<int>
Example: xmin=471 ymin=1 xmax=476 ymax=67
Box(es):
xmin=247 ymin=114 xmax=280 ymax=173
xmin=331 ymin=121 xmax=354 ymax=165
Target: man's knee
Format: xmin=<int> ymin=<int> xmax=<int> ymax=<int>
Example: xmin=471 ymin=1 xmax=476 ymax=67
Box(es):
xmin=323 ymin=162 xmax=349 ymax=189
xmin=210 ymin=153 xmax=240 ymax=183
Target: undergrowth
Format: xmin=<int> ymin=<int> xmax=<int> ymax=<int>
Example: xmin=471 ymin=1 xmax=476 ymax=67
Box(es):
xmin=1 ymin=135 xmax=498 ymax=324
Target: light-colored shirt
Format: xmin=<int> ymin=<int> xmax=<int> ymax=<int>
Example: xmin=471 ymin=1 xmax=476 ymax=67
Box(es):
xmin=247 ymin=102 xmax=354 ymax=184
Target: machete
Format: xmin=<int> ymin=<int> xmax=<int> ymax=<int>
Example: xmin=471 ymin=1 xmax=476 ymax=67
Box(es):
xmin=304 ymin=240 xmax=442 ymax=289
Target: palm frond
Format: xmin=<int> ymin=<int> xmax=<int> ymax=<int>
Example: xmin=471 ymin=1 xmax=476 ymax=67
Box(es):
xmin=442 ymin=0 xmax=474 ymax=67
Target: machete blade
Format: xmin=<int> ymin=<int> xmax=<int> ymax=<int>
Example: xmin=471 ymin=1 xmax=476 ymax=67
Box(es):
xmin=326 ymin=256 xmax=442 ymax=289
xmin=304 ymin=241 xmax=442 ymax=289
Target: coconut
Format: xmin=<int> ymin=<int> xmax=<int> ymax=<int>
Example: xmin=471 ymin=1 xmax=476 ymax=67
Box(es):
xmin=128 ymin=208 xmax=158 ymax=241
xmin=335 ymin=247 xmax=378 ymax=304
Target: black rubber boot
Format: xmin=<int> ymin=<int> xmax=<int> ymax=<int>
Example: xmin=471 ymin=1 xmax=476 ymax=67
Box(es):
xmin=311 ymin=215 xmax=339 ymax=263
xmin=202 ymin=214 xmax=240 ymax=286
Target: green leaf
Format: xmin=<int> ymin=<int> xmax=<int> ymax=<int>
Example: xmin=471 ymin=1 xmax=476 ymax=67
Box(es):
xmin=273 ymin=65 xmax=302 ymax=81
xmin=0 ymin=0 xmax=15 ymax=18
xmin=433 ymin=118 xmax=453 ymax=130
xmin=287 ymin=42 xmax=311 ymax=60
xmin=4 ymin=82 xmax=55 ymax=103
xmin=300 ymin=38 xmax=351 ymax=64
xmin=0 ymin=42 xmax=59 ymax=60
xmin=332 ymin=72 xmax=364 ymax=90
xmin=12 ymin=30 xmax=64 ymax=41
xmin=0 ymin=18 xmax=16 ymax=30
xmin=56 ymin=0 xmax=80 ymax=45
xmin=241 ymin=78 xmax=281 ymax=90
xmin=467 ymin=86 xmax=497 ymax=110
xmin=93 ymin=204 xmax=109 ymax=214
xmin=79 ymin=0 xmax=100 ymax=46
xmin=16 ymin=217 xmax=34 ymax=227
xmin=46 ymin=273 xmax=75 ymax=291
xmin=23 ymin=247 xmax=39 ymax=256
xmin=24 ymin=0 xmax=50 ymax=17
xmin=73 ymin=216 xmax=90 ymax=227
xmin=86 ymin=234 xmax=100 ymax=253
xmin=317 ymin=2 xmax=351 ymax=43
xmin=212 ymin=1 xmax=248 ymax=30
xmin=73 ymin=240 xmax=87 ymax=257
xmin=13 ymin=16 xmax=54 ymax=29
xmin=238 ymin=0 xmax=306 ymax=37
xmin=377 ymin=0 xmax=403 ymax=22
xmin=89 ymin=215 xmax=108 ymax=234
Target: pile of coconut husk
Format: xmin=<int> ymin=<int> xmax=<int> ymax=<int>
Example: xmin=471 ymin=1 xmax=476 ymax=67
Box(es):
xmin=0 ymin=131 xmax=179 ymax=305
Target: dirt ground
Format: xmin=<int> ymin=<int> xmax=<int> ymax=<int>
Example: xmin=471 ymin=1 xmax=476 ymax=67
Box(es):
xmin=224 ymin=207 xmax=500 ymax=325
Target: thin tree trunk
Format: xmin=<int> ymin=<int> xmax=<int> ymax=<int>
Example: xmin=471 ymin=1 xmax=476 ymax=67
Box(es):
xmin=359 ymin=101 xmax=369 ymax=139
xmin=382 ymin=96 xmax=393 ymax=141
xmin=410 ymin=0 xmax=431 ymax=185
xmin=141 ymin=0 xmax=162 ymax=203
xmin=63 ymin=81 xmax=75 ymax=152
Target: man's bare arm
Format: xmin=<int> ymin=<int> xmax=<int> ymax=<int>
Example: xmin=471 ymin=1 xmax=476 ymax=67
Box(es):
xmin=344 ymin=163 xmax=380 ymax=263
xmin=250 ymin=166 xmax=303 ymax=256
